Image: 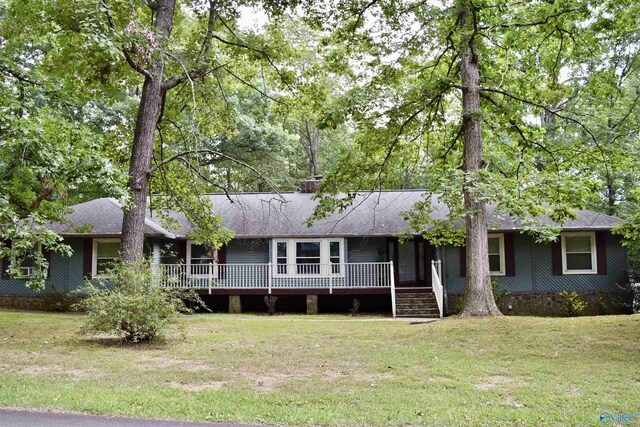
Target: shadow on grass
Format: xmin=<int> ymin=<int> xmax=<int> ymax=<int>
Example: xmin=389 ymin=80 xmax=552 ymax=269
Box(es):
xmin=79 ymin=335 xmax=170 ymax=349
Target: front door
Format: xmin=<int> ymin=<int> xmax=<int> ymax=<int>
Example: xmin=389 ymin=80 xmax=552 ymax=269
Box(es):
xmin=398 ymin=241 xmax=417 ymax=284
xmin=387 ymin=238 xmax=432 ymax=287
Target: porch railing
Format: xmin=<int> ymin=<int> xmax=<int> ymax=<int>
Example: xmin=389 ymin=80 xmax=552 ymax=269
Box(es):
xmin=431 ymin=260 xmax=444 ymax=318
xmin=152 ymin=262 xmax=393 ymax=293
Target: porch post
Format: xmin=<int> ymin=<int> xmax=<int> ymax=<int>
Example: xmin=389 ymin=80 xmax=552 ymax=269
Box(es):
xmin=208 ymin=262 xmax=213 ymax=295
xmin=268 ymin=262 xmax=272 ymax=294
xmin=390 ymin=261 xmax=396 ymax=318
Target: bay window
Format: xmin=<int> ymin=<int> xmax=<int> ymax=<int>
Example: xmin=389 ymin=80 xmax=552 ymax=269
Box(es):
xmin=273 ymin=238 xmax=344 ymax=277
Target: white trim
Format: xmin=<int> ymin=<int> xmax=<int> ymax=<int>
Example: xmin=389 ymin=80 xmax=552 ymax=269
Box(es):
xmin=186 ymin=240 xmax=218 ymax=278
xmin=272 ymin=238 xmax=345 ymax=278
xmin=92 ymin=238 xmax=120 ymax=278
xmin=561 ymin=232 xmax=597 ymax=275
xmin=11 ymin=240 xmax=42 ymax=279
xmin=488 ymin=233 xmax=505 ymax=276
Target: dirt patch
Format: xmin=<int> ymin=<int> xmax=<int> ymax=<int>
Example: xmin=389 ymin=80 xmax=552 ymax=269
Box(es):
xmin=17 ymin=365 xmax=104 ymax=381
xmin=474 ymin=375 xmax=515 ymax=391
xmin=136 ymin=356 xmax=215 ymax=372
xmin=168 ymin=381 xmax=226 ymax=392
xmin=246 ymin=370 xmax=396 ymax=392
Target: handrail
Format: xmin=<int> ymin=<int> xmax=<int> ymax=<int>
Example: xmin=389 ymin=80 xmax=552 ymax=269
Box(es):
xmin=431 ymin=260 xmax=444 ymax=318
xmin=152 ymin=262 xmax=393 ymax=290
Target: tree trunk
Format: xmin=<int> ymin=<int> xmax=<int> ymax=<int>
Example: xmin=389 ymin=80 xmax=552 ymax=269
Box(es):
xmin=458 ymin=4 xmax=501 ymax=317
xmin=299 ymin=120 xmax=320 ymax=176
xmin=120 ymin=0 xmax=176 ymax=262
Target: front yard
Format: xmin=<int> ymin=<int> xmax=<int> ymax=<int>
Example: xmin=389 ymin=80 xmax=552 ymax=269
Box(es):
xmin=0 ymin=312 xmax=638 ymax=426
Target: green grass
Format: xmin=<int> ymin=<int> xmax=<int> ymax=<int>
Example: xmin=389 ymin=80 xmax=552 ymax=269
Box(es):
xmin=0 ymin=312 xmax=639 ymax=426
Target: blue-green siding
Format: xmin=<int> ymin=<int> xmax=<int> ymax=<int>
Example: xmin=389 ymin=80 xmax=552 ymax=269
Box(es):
xmin=0 ymin=238 xmax=86 ymax=295
xmin=347 ymin=237 xmax=386 ymax=262
xmin=443 ymin=232 xmax=627 ymax=294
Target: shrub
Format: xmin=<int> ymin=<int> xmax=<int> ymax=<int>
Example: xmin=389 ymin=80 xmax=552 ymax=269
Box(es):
xmin=492 ymin=279 xmax=510 ymax=308
xmin=264 ymin=295 xmax=278 ymax=315
xmin=613 ymin=270 xmax=640 ymax=314
xmin=350 ymin=298 xmax=361 ymax=317
xmin=560 ymin=291 xmax=587 ymax=317
xmin=77 ymin=260 xmax=205 ymax=343
xmin=596 ymin=297 xmax=610 ymax=316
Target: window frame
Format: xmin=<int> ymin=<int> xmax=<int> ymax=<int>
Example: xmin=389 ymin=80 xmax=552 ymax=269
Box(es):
xmin=561 ymin=231 xmax=597 ymax=275
xmin=186 ymin=240 xmax=218 ymax=278
xmin=487 ymin=233 xmax=506 ymax=277
xmin=272 ymin=238 xmax=345 ymax=277
xmin=11 ymin=240 xmax=42 ymax=279
xmin=92 ymin=238 xmax=121 ymax=279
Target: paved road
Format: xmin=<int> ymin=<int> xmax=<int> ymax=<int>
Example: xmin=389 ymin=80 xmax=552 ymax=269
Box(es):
xmin=0 ymin=409 xmax=267 ymax=427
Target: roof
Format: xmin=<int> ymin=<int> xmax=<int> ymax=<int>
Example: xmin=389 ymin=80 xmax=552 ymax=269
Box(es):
xmin=50 ymin=192 xmax=622 ymax=239
xmin=45 ymin=198 xmax=174 ymax=238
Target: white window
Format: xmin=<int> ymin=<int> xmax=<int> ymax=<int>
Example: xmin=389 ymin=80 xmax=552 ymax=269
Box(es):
xmin=562 ymin=232 xmax=597 ymax=274
xmin=92 ymin=239 xmax=120 ymax=278
xmin=11 ymin=241 xmax=41 ymax=278
xmin=273 ymin=238 xmax=344 ymax=277
xmin=186 ymin=241 xmax=217 ymax=276
xmin=488 ymin=234 xmax=505 ymax=276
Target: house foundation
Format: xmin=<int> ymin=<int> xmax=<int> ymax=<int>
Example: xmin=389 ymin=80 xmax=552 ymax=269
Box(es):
xmin=306 ymin=295 xmax=318 ymax=314
xmin=228 ymin=295 xmax=242 ymax=313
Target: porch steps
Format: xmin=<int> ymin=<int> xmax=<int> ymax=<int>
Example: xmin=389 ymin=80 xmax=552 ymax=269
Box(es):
xmin=395 ymin=292 xmax=440 ymax=318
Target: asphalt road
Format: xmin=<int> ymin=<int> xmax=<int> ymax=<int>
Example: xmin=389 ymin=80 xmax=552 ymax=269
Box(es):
xmin=0 ymin=409 xmax=267 ymax=427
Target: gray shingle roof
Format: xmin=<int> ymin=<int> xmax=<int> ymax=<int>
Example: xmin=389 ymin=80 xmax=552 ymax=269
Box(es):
xmin=51 ymin=192 xmax=622 ymax=238
xmin=46 ymin=198 xmax=174 ymax=238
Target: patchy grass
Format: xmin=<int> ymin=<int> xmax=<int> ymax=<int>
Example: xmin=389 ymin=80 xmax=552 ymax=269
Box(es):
xmin=0 ymin=312 xmax=638 ymax=426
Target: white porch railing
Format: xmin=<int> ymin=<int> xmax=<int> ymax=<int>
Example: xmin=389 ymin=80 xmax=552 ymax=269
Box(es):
xmin=431 ymin=260 xmax=444 ymax=318
xmin=153 ymin=262 xmax=393 ymax=294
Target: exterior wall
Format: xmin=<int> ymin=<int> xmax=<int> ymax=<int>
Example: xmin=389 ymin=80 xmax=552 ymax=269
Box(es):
xmin=443 ymin=232 xmax=627 ymax=295
xmin=0 ymin=238 xmax=85 ymax=296
xmin=346 ymin=237 xmax=386 ymax=263
xmin=227 ymin=239 xmax=269 ymax=263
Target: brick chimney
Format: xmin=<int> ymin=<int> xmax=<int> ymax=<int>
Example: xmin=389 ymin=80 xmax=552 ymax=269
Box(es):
xmin=299 ymin=175 xmax=323 ymax=193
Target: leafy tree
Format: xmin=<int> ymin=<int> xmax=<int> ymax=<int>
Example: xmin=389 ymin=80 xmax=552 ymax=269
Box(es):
xmin=309 ymin=0 xmax=637 ymax=316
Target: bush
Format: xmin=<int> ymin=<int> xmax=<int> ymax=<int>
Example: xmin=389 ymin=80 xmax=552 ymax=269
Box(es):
xmin=560 ymin=291 xmax=587 ymax=317
xmin=596 ymin=297 xmax=610 ymax=316
xmin=76 ymin=260 xmax=205 ymax=343
xmin=350 ymin=298 xmax=361 ymax=317
xmin=492 ymin=279 xmax=510 ymax=307
xmin=613 ymin=270 xmax=640 ymax=314
xmin=264 ymin=295 xmax=278 ymax=315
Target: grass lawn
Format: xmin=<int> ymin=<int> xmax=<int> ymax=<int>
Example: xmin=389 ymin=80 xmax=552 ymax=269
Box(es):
xmin=0 ymin=312 xmax=638 ymax=426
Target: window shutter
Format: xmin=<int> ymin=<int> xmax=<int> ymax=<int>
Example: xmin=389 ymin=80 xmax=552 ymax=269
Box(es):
xmin=217 ymin=244 xmax=227 ymax=279
xmin=2 ymin=240 xmax=11 ymax=280
xmin=175 ymin=240 xmax=187 ymax=263
xmin=551 ymin=239 xmax=563 ymax=275
xmin=596 ymin=231 xmax=607 ymax=275
xmin=504 ymin=233 xmax=516 ymax=276
xmin=459 ymin=246 xmax=466 ymax=277
xmin=83 ymin=238 xmax=93 ymax=279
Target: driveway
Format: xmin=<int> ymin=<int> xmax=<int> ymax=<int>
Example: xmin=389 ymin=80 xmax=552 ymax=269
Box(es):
xmin=0 ymin=409 xmax=267 ymax=427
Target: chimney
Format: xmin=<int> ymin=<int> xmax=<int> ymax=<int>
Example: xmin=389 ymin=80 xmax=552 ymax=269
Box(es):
xmin=299 ymin=175 xmax=323 ymax=193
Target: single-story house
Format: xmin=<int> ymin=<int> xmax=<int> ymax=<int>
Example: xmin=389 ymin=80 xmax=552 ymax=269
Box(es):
xmin=0 ymin=179 xmax=628 ymax=317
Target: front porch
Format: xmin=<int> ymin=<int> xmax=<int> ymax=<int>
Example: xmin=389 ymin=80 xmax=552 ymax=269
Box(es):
xmin=152 ymin=261 xmax=445 ymax=318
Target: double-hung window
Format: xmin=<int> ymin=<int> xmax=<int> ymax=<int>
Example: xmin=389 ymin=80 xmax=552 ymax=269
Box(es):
xmin=187 ymin=241 xmax=217 ymax=276
xmin=487 ymin=234 xmax=505 ymax=276
xmin=273 ymin=238 xmax=344 ymax=277
xmin=561 ymin=232 xmax=597 ymax=274
xmin=92 ymin=239 xmax=120 ymax=278
xmin=296 ymin=241 xmax=321 ymax=275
